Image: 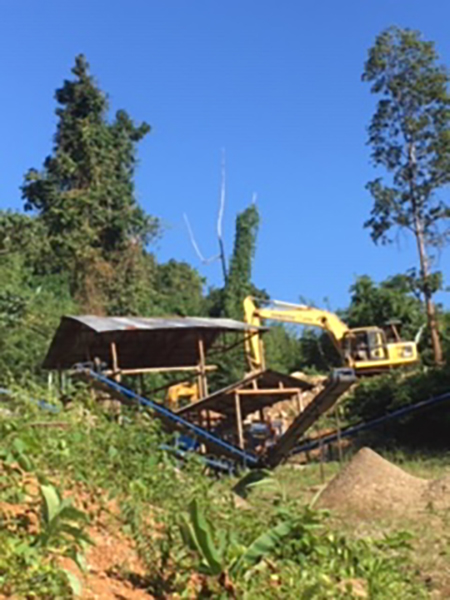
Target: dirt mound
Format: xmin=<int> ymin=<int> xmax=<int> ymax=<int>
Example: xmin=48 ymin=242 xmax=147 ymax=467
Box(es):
xmin=318 ymin=448 xmax=429 ymax=516
xmin=423 ymin=475 xmax=450 ymax=511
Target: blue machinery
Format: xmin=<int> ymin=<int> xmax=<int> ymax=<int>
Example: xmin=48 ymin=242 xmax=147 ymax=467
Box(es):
xmin=82 ymin=367 xmax=356 ymax=469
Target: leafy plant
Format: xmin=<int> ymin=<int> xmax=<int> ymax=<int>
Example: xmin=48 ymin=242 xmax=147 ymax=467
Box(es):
xmin=0 ymin=534 xmax=71 ymax=599
xmin=36 ymin=484 xmax=93 ymax=567
xmin=179 ymin=498 xmax=294 ymax=588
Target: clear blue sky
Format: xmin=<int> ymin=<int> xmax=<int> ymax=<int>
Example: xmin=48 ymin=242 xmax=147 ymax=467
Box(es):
xmin=2 ymin=1 xmax=450 ymax=310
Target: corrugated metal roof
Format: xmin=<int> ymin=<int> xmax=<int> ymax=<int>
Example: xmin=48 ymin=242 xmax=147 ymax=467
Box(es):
xmin=43 ymin=315 xmax=265 ymax=370
xmin=65 ymin=315 xmax=258 ymax=333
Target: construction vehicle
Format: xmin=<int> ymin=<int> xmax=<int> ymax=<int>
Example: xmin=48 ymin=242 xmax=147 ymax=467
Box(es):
xmin=166 ymin=381 xmax=199 ymax=408
xmin=243 ymin=296 xmax=419 ymax=375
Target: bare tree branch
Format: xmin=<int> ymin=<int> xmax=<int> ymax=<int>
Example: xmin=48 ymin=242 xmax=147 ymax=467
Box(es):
xmin=217 ymin=149 xmax=228 ymax=282
xmin=183 ymin=213 xmax=220 ymax=265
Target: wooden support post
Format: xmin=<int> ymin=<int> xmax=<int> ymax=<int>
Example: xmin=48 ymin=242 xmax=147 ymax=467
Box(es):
xmin=296 ymin=391 xmax=305 ymax=414
xmin=335 ymin=407 xmax=343 ymax=464
xmin=235 ymin=393 xmax=245 ymax=450
xmin=206 ymin=410 xmax=212 ymax=431
xmin=197 ymin=337 xmax=208 ymax=398
xmin=319 ymin=437 xmax=325 ymax=484
xmin=111 ymin=342 xmax=121 ymax=382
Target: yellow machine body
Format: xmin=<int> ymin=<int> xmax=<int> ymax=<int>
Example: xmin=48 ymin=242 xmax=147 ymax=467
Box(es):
xmin=166 ymin=381 xmax=199 ymax=408
xmin=243 ymin=296 xmax=419 ymax=375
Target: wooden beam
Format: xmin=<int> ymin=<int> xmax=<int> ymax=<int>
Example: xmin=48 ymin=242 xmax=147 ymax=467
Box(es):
xmin=237 ymin=388 xmax=304 ymax=396
xmin=104 ymin=365 xmax=217 ymax=376
xmin=234 ymin=393 xmax=244 ymax=450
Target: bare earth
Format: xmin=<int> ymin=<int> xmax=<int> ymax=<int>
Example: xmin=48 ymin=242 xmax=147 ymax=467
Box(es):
xmin=318 ymin=447 xmax=450 ymax=517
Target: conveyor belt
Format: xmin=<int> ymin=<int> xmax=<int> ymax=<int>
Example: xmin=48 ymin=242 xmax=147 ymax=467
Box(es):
xmin=266 ymin=368 xmax=356 ymax=468
xmin=81 ymin=369 xmax=258 ymax=467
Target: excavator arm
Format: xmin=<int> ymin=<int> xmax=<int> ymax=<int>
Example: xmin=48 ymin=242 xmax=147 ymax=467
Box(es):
xmin=243 ymin=296 xmax=349 ymax=371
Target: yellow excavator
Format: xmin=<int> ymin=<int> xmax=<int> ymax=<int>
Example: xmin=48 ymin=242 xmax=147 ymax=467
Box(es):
xmin=244 ymin=296 xmax=419 ymax=375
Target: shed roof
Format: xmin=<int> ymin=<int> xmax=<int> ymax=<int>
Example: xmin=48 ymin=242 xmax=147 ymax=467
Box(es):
xmin=43 ymin=315 xmax=264 ymax=370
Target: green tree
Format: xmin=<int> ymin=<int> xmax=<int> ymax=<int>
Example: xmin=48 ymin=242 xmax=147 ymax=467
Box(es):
xmin=345 ymin=275 xmax=424 ymax=341
xmin=0 ymin=254 xmax=76 ymax=382
xmin=0 ymin=211 xmax=50 ymax=270
xmin=21 ymin=55 xmax=158 ymax=309
xmin=363 ymin=27 xmax=450 ymax=365
xmin=203 ymin=204 xmax=261 ymax=388
xmin=155 ymin=260 xmax=206 ymax=317
xmin=223 ymin=204 xmax=260 ymax=320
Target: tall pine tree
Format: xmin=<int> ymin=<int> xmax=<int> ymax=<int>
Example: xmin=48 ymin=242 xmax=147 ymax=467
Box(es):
xmin=22 ymin=55 xmax=158 ymax=309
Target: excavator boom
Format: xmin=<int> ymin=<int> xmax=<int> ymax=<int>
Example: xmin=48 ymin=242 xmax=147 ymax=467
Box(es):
xmin=243 ymin=296 xmax=419 ymax=374
xmin=244 ymin=296 xmax=349 ymax=370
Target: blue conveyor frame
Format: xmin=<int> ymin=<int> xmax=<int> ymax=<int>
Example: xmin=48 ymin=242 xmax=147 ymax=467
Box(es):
xmin=291 ymin=389 xmax=450 ymax=455
xmin=82 ymin=368 xmax=260 ymax=467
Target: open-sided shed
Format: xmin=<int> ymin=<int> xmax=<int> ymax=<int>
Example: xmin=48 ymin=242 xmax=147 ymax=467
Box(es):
xmin=43 ymin=315 xmax=264 ymax=381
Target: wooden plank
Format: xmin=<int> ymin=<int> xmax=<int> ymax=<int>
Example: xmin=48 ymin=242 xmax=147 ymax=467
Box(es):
xmin=235 ymin=393 xmax=244 ymax=450
xmin=237 ymin=388 xmax=303 ymax=396
xmin=104 ymin=365 xmax=216 ymax=376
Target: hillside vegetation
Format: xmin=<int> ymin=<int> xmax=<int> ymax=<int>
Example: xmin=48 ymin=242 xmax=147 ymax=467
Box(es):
xmin=0 ymin=386 xmax=434 ymax=599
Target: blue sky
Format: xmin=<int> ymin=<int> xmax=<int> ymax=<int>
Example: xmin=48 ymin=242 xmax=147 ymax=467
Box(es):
xmin=2 ymin=1 xmax=450 ymax=310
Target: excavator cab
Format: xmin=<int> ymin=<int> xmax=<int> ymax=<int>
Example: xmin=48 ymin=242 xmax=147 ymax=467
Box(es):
xmin=342 ymin=325 xmax=418 ymax=374
xmin=342 ymin=328 xmax=387 ymax=365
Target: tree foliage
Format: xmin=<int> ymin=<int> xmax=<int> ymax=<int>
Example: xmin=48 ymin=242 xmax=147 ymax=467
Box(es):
xmin=0 ymin=255 xmax=76 ymax=381
xmin=363 ymin=26 xmax=450 ymax=364
xmin=345 ymin=275 xmax=424 ymax=339
xmin=222 ymin=204 xmax=260 ymax=320
xmin=21 ymin=55 xmax=158 ymax=307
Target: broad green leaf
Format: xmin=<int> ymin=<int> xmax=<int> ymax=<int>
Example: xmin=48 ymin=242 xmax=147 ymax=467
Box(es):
xmin=231 ymin=520 xmax=293 ymax=576
xmin=75 ymin=551 xmax=88 ymax=574
xmin=179 ymin=513 xmax=201 ymax=553
xmin=16 ymin=452 xmax=33 ymax=472
xmin=12 ymin=437 xmax=26 ymax=454
xmin=60 ymin=523 xmax=94 ymax=545
xmin=67 ymin=547 xmax=89 ymax=573
xmin=233 ymin=469 xmax=272 ymax=499
xmin=59 ymin=504 xmax=89 ymax=523
xmin=64 ymin=570 xmax=82 ymax=596
xmin=189 ymin=499 xmax=223 ymax=575
xmin=40 ymin=484 xmax=61 ymax=524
